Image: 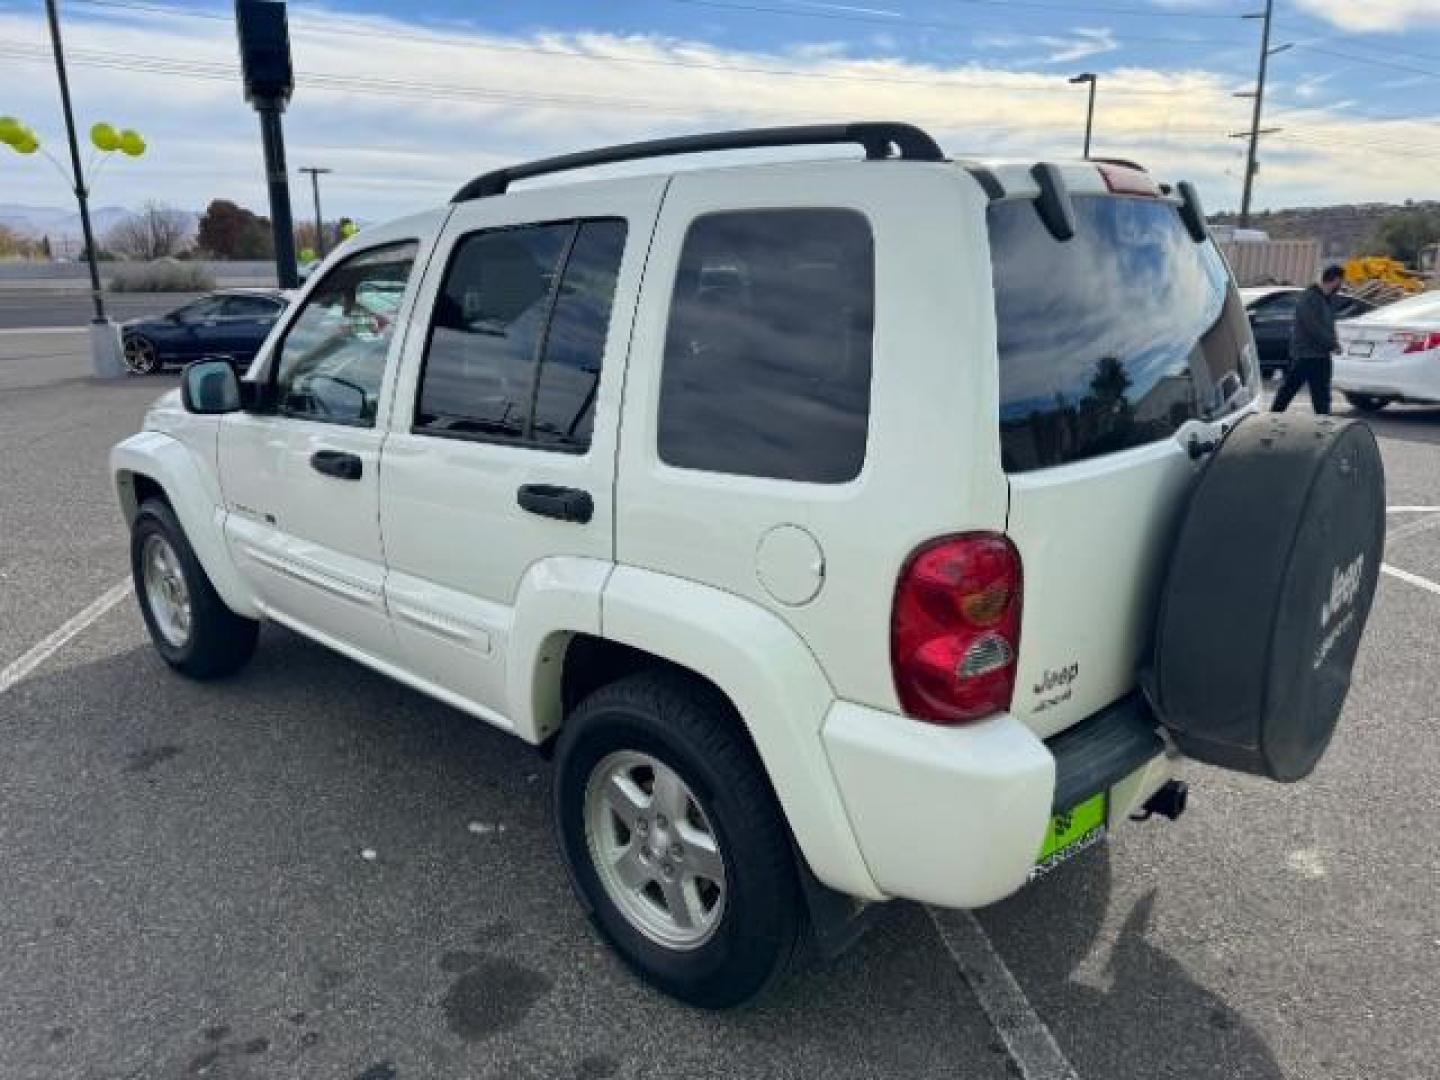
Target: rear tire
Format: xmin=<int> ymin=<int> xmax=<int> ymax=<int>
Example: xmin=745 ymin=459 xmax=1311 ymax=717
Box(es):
xmin=1344 ymin=392 xmax=1389 ymax=414
xmin=123 ymin=335 xmax=161 ymax=375
xmin=131 ymin=498 xmax=258 ymax=679
xmin=553 ymin=670 xmax=803 ymax=1008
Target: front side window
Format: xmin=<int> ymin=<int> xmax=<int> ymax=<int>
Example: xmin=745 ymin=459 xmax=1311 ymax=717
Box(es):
xmin=415 ymin=218 xmax=627 ymax=452
xmin=177 ymin=297 xmax=226 ymax=322
xmin=989 ymin=196 xmax=1252 ymax=473
xmin=223 ymin=295 xmax=282 ymax=319
xmin=658 ymin=209 xmax=875 ymax=483
xmin=273 ymin=242 xmax=418 ymax=427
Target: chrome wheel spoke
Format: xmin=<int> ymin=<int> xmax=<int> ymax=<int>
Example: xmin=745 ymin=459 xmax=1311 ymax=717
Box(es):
xmin=604 ymin=773 xmax=649 ymax=832
xmin=661 ymin=876 xmax=699 ymax=930
xmin=651 ymin=764 xmax=688 ymax=824
xmin=613 ymin=845 xmax=652 ymax=891
xmin=677 ymin=821 xmax=724 ymax=885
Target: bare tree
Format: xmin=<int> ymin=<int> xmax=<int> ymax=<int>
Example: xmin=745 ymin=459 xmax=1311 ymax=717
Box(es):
xmin=106 ymin=201 xmax=191 ymax=260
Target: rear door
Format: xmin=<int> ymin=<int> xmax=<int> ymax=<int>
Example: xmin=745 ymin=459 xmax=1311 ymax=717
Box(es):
xmin=378 ymin=178 xmax=663 ymax=725
xmin=992 ymin=192 xmax=1258 ymax=737
xmin=217 ymin=294 xmax=284 ymax=364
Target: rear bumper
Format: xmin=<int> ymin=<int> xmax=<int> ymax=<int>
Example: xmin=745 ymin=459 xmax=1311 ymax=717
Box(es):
xmin=1334 ymin=354 xmax=1440 ymax=403
xmin=822 ymin=694 xmax=1176 ymax=908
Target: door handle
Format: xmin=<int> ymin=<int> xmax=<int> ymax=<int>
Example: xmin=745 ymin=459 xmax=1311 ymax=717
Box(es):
xmin=516 ymin=484 xmax=593 ymax=524
xmin=310 ymin=449 xmax=363 ymax=480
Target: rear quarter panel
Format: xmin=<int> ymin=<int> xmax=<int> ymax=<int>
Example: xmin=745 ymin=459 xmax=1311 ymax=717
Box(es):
xmin=615 ymin=161 xmax=1009 ymax=714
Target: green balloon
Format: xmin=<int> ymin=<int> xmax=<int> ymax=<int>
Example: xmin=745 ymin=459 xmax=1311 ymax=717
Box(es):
xmin=90 ymin=121 xmax=119 ymax=152
xmin=118 ymin=129 xmax=146 ymax=157
xmin=0 ymin=116 xmax=22 ymax=147
xmin=13 ymin=134 xmax=39 ymax=155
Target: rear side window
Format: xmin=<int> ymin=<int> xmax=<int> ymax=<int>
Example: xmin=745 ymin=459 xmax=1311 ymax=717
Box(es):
xmin=416 ymin=219 xmax=626 ymax=452
xmin=989 ymin=196 xmax=1252 ymax=473
xmin=658 ymin=209 xmax=874 ymax=484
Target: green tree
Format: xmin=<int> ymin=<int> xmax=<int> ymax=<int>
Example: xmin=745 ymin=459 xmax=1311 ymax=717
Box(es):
xmin=1368 ymin=208 xmax=1440 ymax=266
xmin=196 ymin=199 xmax=273 ymax=259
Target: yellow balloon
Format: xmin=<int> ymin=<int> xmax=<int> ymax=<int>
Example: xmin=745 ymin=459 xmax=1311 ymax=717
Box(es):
xmin=90 ymin=121 xmax=119 ymax=152
xmin=0 ymin=116 xmax=22 ymax=147
xmin=118 ymin=129 xmax=146 ymax=157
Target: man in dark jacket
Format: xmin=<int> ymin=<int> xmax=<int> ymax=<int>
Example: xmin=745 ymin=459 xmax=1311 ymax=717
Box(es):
xmin=1272 ymin=264 xmax=1344 ymax=414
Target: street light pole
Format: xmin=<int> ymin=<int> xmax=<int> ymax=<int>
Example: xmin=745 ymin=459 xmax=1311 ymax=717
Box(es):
xmin=44 ymin=0 xmax=104 ymax=324
xmin=45 ymin=0 xmax=123 ymax=378
xmin=299 ymin=165 xmax=331 ymax=258
xmin=1070 ymin=73 xmax=1097 ymax=159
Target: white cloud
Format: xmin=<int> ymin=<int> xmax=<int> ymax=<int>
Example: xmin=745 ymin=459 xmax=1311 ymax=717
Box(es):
xmin=0 ymin=2 xmax=1430 ymax=221
xmin=1292 ymin=0 xmax=1440 ymax=32
xmin=1034 ymin=28 xmax=1120 ymax=65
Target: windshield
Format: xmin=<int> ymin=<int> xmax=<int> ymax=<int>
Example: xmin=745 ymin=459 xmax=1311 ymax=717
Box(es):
xmin=989 ymin=195 xmax=1255 ymax=474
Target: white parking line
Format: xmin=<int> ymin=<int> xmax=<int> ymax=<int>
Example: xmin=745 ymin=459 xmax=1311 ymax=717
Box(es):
xmin=0 ymin=578 xmax=131 ymax=696
xmin=928 ymin=908 xmax=1081 ymax=1080
xmin=1381 ymin=563 xmax=1440 ymax=598
xmin=1386 ymin=506 xmax=1440 ymax=514
xmin=0 ymin=326 xmax=88 ymax=336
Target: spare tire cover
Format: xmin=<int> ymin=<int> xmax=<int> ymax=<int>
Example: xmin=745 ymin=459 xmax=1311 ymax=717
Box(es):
xmin=1150 ymin=413 xmax=1385 ymax=781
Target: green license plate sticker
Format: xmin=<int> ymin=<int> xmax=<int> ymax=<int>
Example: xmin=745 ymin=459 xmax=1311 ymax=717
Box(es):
xmin=1032 ymin=791 xmax=1107 ymax=879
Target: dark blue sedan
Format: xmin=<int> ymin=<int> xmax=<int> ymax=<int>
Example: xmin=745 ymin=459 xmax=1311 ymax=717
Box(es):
xmin=121 ymin=290 xmax=288 ymax=375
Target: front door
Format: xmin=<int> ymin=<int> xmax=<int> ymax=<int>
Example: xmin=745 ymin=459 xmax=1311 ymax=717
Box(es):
xmin=378 ymin=177 xmax=664 ymax=726
xmin=219 ymin=241 xmax=422 ymax=663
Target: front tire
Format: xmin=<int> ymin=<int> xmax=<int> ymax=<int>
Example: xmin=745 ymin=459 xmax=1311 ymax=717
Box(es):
xmin=553 ymin=670 xmax=803 ymax=1008
xmin=131 ymin=499 xmax=258 ymax=679
xmin=123 ymin=335 xmax=161 ymax=375
xmin=1345 ymin=392 xmax=1389 ymax=414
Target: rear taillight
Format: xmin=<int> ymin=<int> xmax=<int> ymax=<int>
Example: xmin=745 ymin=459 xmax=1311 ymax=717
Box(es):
xmin=891 ymin=533 xmax=1023 ymax=724
xmin=1391 ymin=330 xmax=1440 ymax=355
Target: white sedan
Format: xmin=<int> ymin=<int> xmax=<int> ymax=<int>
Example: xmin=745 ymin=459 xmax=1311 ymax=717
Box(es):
xmin=1334 ymin=291 xmax=1440 ymax=412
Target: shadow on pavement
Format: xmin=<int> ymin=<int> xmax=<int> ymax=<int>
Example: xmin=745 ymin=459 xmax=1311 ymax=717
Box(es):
xmin=976 ymin=847 xmax=1283 ymax=1080
xmin=0 ymin=624 xmax=1012 ymax=1080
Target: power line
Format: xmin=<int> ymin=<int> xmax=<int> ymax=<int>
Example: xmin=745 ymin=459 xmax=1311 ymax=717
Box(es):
xmin=40 ymin=0 xmax=1244 ymax=102
xmin=0 ymin=40 xmax=1238 ymax=148
xmin=661 ymin=0 xmax=1245 ymax=44
xmin=1290 ymin=43 xmax=1438 ymax=81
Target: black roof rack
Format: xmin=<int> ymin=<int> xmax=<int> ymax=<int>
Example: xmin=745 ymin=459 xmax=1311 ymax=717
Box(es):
xmin=1086 ymin=156 xmax=1148 ymax=172
xmin=452 ymin=122 xmax=946 ymax=202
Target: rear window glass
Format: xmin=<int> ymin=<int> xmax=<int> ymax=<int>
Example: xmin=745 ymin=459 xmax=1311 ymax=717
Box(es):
xmin=989 ymin=196 xmax=1253 ymax=473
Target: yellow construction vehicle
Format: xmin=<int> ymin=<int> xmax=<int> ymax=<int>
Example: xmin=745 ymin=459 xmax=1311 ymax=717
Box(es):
xmin=1343 ymin=256 xmax=1426 ymax=304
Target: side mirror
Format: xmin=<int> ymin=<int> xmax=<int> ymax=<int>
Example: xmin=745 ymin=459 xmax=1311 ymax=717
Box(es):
xmin=181 ymin=359 xmax=242 ymax=414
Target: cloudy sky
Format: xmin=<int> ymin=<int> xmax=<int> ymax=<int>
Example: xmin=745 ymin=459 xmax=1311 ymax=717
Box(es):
xmin=1 ymin=0 xmax=1437 ymax=223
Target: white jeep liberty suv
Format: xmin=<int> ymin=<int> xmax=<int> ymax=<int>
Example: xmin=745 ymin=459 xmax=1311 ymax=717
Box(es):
xmin=112 ymin=123 xmax=1385 ymax=1007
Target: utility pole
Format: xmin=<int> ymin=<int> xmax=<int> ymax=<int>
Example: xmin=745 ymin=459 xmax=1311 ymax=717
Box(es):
xmin=299 ymin=165 xmax=331 ymax=258
xmin=1235 ymin=0 xmax=1291 ymax=227
xmin=1070 ymin=73 xmax=1098 ymax=159
xmin=45 ymin=0 xmax=123 ymax=377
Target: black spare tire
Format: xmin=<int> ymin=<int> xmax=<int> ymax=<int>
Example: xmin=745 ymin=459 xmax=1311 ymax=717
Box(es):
xmin=1150 ymin=413 xmax=1385 ymax=781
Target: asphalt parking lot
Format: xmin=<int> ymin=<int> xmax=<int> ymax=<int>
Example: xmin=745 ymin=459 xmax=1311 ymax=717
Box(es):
xmin=2 ymin=330 xmax=1438 ymax=1080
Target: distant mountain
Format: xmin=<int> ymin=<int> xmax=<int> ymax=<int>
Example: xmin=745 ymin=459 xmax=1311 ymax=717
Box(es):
xmin=0 ymin=203 xmax=199 ymax=246
xmin=1209 ymin=201 xmax=1440 ymax=261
